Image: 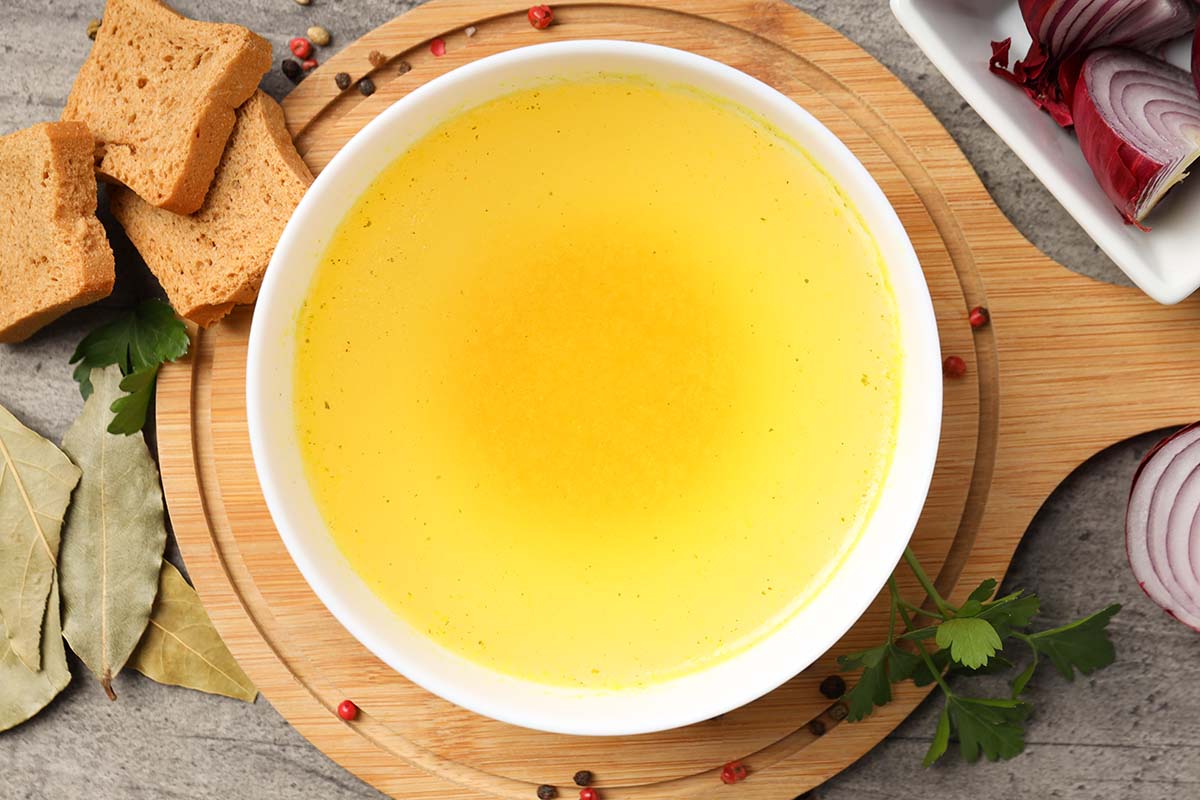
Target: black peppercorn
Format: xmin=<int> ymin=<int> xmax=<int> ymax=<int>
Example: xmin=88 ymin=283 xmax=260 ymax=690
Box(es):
xmin=397 ymin=60 xmax=412 ymax=75
xmin=537 ymin=785 xmax=557 ymax=800
xmin=819 ymin=674 xmax=846 ymax=699
xmin=335 ymin=72 xmax=352 ymax=90
xmin=806 ymin=718 xmax=827 ymax=737
xmin=573 ymin=771 xmax=593 ymax=787
xmin=358 ymin=77 xmax=376 ymax=97
xmin=828 ymin=702 xmax=848 ymax=721
xmin=281 ymin=58 xmax=302 ymax=83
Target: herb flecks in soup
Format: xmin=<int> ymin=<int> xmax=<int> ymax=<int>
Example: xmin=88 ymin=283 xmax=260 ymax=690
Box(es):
xmin=295 ymin=78 xmax=901 ymax=689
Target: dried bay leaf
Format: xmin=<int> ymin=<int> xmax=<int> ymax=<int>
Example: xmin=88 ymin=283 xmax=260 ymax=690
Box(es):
xmin=1 ymin=581 xmax=70 ymax=732
xmin=60 ymin=366 xmax=168 ymax=700
xmin=129 ymin=562 xmax=257 ymax=703
xmin=0 ymin=404 xmax=81 ymax=670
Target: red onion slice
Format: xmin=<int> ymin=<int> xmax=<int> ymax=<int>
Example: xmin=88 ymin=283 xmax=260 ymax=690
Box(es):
xmin=1128 ymin=423 xmax=1200 ymax=630
xmin=1072 ymin=47 xmax=1200 ymax=224
xmin=1167 ymin=465 xmax=1200 ymax=601
xmin=1148 ymin=438 xmax=1200 ymax=608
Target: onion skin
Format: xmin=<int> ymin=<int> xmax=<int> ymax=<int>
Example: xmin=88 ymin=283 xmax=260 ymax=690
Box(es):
xmin=1072 ymin=47 xmax=1200 ymax=225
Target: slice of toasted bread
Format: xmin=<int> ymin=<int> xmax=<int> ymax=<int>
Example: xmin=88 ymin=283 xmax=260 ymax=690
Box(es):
xmin=62 ymin=0 xmax=271 ymax=215
xmin=110 ymin=92 xmax=313 ymax=327
xmin=0 ymin=122 xmax=115 ymax=344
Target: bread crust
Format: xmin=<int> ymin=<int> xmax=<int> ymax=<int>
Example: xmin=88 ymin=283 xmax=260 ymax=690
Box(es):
xmin=111 ymin=92 xmax=313 ymax=326
xmin=62 ymin=0 xmax=271 ymax=214
xmin=0 ymin=122 xmax=116 ymax=343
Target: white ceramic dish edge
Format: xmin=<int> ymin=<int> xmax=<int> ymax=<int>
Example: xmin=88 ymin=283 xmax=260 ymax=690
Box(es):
xmin=891 ymin=0 xmax=1200 ymax=305
xmin=247 ymin=40 xmax=943 ymax=736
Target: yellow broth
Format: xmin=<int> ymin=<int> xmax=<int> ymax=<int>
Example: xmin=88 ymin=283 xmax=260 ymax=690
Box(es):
xmin=295 ymin=77 xmax=902 ymax=688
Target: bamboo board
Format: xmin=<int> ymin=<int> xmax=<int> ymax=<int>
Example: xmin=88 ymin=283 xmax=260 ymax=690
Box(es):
xmin=155 ymin=1 xmax=1200 ymax=797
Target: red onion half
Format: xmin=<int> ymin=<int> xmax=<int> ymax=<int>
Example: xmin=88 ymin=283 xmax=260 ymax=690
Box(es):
xmin=1127 ymin=423 xmax=1200 ymax=630
xmin=1072 ymin=47 xmax=1200 ymax=225
xmin=992 ymin=0 xmax=1196 ymax=126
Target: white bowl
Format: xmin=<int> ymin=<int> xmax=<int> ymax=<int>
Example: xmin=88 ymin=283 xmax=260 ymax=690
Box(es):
xmin=247 ymin=40 xmax=943 ymax=736
xmin=892 ymin=0 xmax=1200 ymax=304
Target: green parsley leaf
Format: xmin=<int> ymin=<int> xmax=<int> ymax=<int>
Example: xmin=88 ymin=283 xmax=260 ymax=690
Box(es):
xmin=839 ymin=548 xmax=1119 ymax=766
xmin=1010 ymin=650 xmax=1038 ymax=697
xmin=838 ymin=643 xmax=922 ymax=721
xmin=108 ymin=366 xmax=159 ymax=435
xmin=1029 ymin=604 xmax=1121 ymax=680
xmin=979 ymin=592 xmax=1041 ymax=637
xmin=909 ymin=651 xmax=1012 ymax=689
xmin=966 ymin=579 xmax=998 ymax=605
xmin=924 ymin=705 xmax=951 ymax=767
xmin=948 ymin=654 xmax=1014 ymax=677
xmin=70 ymin=299 xmax=188 ymax=397
xmin=908 ymin=648 xmax=949 ymax=687
xmin=71 ymin=325 xmax=135 ymax=398
xmin=935 ymin=617 xmax=1003 ymax=669
xmin=955 ymin=578 xmax=999 ymax=617
xmin=69 ymin=300 xmax=189 ymax=434
xmin=946 ymin=696 xmax=1030 ymax=763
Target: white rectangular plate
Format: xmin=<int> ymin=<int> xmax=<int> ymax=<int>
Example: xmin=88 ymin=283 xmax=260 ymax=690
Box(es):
xmin=892 ymin=0 xmax=1199 ymax=304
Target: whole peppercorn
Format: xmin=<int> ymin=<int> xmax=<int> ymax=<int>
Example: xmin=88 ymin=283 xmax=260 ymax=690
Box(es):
xmin=308 ymin=25 xmax=332 ymax=47
xmin=86 ymin=18 xmax=102 ymax=40
xmin=397 ymin=60 xmax=412 ymax=75
xmin=942 ymin=355 xmax=967 ymax=379
xmin=528 ymin=4 xmax=554 ymax=29
xmin=579 ymin=790 xmax=598 ymax=800
xmin=357 ymin=77 xmax=376 ymax=97
xmin=289 ymin=37 xmax=313 ymax=59
xmin=828 ymin=702 xmax=849 ymax=721
xmin=293 ymin=0 xmax=311 ymax=5
xmin=968 ymin=305 xmax=990 ymax=328
xmin=369 ymin=49 xmax=387 ymax=68
xmin=818 ymin=674 xmax=846 ymax=699
xmin=334 ymin=72 xmax=352 ymax=90
xmin=336 ymin=699 xmax=359 ymax=720
xmin=281 ymin=58 xmax=303 ymax=83
xmin=301 ymin=58 xmax=318 ymax=71
xmin=807 ymin=719 xmax=827 ymax=737
xmin=537 ymin=786 xmax=557 ymax=800
xmin=572 ymin=771 xmax=592 ymax=788
xmin=720 ymin=761 xmax=748 ymax=785
xmin=430 ymin=37 xmax=446 ymax=57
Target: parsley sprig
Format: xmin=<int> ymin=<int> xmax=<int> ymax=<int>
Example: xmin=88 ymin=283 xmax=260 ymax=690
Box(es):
xmin=69 ymin=299 xmax=190 ymax=435
xmin=839 ymin=547 xmax=1120 ymax=765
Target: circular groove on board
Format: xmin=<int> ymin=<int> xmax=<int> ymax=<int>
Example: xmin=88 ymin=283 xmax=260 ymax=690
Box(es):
xmin=252 ymin=6 xmax=981 ymax=783
xmin=158 ymin=2 xmax=1005 ymax=798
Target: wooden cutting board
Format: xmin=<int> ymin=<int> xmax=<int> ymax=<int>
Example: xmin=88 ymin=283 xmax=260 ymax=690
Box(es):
xmin=154 ymin=1 xmax=1200 ymax=797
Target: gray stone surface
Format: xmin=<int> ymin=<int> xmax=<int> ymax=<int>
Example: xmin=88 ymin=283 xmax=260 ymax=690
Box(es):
xmin=0 ymin=0 xmax=1194 ymax=797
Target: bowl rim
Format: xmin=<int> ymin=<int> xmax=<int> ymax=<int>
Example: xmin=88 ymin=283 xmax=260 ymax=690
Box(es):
xmin=247 ymin=39 xmax=943 ymax=736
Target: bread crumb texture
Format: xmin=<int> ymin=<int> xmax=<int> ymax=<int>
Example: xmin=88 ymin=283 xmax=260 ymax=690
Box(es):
xmin=62 ymin=0 xmax=271 ymax=214
xmin=0 ymin=122 xmax=115 ymax=343
xmin=111 ymin=92 xmax=313 ymax=326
